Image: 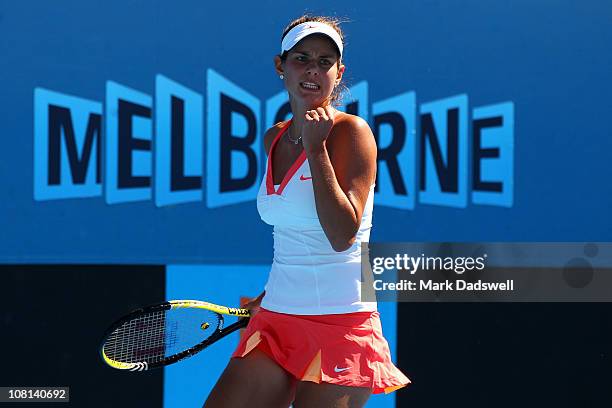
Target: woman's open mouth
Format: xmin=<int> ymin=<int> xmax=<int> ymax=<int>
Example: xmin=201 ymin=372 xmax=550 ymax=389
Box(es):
xmin=300 ymin=82 xmax=320 ymax=91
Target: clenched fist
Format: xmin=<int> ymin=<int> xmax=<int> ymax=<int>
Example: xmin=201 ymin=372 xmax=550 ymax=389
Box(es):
xmin=302 ymin=105 xmax=336 ymax=153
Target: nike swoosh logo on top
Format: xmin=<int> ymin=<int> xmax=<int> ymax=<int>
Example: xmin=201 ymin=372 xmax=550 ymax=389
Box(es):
xmin=334 ymin=365 xmax=350 ymax=373
xmin=300 ymin=175 xmax=312 ymax=181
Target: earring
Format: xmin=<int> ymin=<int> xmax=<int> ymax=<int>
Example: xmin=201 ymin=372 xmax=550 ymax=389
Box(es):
xmin=279 ymin=74 xmax=284 ymax=79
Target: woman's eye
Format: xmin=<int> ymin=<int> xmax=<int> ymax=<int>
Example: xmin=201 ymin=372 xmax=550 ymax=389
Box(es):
xmin=320 ymin=59 xmax=331 ymax=65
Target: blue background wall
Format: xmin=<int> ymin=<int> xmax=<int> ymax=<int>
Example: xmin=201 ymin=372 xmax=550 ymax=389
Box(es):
xmin=2 ymin=0 xmax=611 ymax=264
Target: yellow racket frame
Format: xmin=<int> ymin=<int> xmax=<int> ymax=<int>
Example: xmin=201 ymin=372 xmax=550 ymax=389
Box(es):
xmin=101 ymin=300 xmax=250 ymax=371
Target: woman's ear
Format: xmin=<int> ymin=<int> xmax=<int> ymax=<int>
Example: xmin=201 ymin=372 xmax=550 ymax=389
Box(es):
xmin=336 ymin=63 xmax=346 ymax=85
xmin=274 ymin=55 xmax=284 ymax=77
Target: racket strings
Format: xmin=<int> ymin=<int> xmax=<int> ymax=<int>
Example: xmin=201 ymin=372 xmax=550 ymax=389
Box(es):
xmin=104 ymin=311 xmax=167 ymax=363
xmin=103 ymin=308 xmax=221 ymax=364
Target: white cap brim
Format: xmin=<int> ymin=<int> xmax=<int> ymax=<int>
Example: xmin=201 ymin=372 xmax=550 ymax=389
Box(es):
xmin=281 ymin=21 xmax=343 ymax=58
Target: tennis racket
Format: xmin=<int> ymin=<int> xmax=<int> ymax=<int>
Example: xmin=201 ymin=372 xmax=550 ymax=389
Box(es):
xmin=100 ymin=300 xmax=250 ymax=371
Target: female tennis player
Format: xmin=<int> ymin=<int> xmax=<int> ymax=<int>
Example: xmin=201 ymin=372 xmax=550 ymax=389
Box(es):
xmin=204 ymin=15 xmax=410 ymax=408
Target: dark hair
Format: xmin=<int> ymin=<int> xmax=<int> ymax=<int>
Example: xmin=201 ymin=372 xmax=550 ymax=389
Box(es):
xmin=279 ymin=15 xmax=349 ymax=106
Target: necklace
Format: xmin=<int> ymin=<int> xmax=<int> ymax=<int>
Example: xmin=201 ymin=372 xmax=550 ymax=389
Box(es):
xmin=287 ymin=125 xmax=302 ymax=145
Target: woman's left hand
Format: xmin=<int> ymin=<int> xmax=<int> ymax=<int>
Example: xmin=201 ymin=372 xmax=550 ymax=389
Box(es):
xmin=302 ymin=106 xmax=336 ymax=153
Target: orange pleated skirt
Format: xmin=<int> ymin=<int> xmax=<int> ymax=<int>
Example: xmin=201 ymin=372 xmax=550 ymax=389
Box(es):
xmin=232 ymin=308 xmax=410 ymax=394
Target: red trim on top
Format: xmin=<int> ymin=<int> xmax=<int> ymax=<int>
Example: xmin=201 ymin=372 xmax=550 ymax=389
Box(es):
xmin=266 ymin=120 xmax=307 ymax=195
xmin=266 ymin=122 xmax=290 ymax=194
xmin=276 ymin=150 xmax=306 ymax=195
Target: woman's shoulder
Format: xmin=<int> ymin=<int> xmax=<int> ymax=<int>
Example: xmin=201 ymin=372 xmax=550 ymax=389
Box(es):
xmin=333 ymin=111 xmax=370 ymax=131
xmin=329 ymin=111 xmax=375 ymax=149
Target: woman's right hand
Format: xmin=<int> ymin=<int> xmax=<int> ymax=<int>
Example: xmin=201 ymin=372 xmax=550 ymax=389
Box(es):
xmin=242 ymin=291 xmax=265 ymax=317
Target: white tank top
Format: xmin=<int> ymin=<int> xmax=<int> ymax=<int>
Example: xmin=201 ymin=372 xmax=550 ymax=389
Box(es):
xmin=257 ymin=120 xmax=377 ymax=315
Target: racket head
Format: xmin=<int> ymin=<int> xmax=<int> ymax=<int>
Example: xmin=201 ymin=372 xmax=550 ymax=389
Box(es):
xmin=100 ymin=300 xmax=250 ymax=371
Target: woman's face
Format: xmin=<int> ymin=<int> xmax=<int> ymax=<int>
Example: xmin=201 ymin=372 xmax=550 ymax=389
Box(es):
xmin=278 ymin=34 xmax=345 ymax=108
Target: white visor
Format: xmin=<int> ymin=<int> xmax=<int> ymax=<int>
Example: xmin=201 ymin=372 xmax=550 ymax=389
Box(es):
xmin=281 ymin=21 xmax=343 ymax=58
